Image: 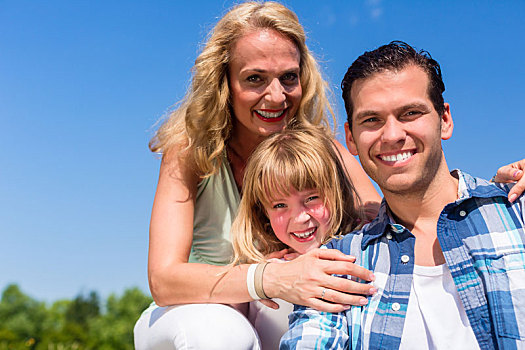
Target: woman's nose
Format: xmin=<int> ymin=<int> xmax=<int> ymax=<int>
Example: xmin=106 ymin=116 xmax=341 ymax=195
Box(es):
xmin=264 ymin=78 xmax=286 ymax=105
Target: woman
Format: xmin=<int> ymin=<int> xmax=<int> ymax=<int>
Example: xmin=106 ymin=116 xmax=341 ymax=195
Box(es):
xmin=134 ymin=2 xmax=524 ymax=349
xmin=135 ymin=2 xmax=379 ymax=349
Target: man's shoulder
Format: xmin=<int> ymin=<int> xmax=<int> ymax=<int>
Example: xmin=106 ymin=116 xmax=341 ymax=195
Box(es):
xmin=326 ymin=218 xmax=386 ymax=253
xmin=325 ymin=228 xmax=366 ymax=253
xmin=457 ymin=169 xmax=524 ymax=206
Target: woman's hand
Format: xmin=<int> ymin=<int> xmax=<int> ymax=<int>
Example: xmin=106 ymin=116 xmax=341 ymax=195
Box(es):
xmin=493 ymin=159 xmax=525 ymax=203
xmin=262 ymin=248 xmax=376 ymax=313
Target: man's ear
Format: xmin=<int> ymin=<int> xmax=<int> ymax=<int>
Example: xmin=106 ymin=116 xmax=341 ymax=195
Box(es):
xmin=344 ymin=122 xmax=359 ymax=156
xmin=441 ymin=103 xmax=453 ymax=140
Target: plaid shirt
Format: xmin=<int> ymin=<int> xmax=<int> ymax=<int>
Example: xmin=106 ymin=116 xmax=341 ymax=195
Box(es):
xmin=281 ymin=170 xmax=525 ymax=350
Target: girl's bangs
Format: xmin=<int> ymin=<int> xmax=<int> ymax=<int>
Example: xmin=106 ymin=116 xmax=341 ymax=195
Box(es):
xmin=256 ymin=152 xmax=330 ymax=206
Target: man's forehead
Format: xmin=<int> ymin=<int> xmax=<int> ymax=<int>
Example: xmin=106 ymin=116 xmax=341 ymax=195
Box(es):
xmin=350 ymin=65 xmax=431 ymax=112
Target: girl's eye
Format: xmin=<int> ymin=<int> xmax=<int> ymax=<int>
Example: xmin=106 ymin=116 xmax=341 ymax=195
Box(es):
xmin=306 ymin=195 xmax=320 ymax=203
xmin=273 ymin=203 xmax=286 ymax=209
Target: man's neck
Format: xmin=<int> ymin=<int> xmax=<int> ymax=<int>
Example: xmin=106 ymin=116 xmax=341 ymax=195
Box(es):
xmin=382 ymin=164 xmax=459 ymax=266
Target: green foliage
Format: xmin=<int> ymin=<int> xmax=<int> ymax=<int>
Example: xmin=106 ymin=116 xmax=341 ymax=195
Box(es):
xmin=0 ymin=284 xmax=152 ymax=349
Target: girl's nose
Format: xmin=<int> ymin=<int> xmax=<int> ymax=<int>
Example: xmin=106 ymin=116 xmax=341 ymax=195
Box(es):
xmin=293 ymin=209 xmax=310 ymax=223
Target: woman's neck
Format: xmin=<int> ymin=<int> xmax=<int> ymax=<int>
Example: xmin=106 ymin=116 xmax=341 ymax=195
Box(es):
xmin=227 ymin=129 xmax=265 ymax=193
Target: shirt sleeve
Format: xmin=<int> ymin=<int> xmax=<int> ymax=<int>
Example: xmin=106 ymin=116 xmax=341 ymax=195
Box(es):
xmin=280 ymin=304 xmax=349 ymax=349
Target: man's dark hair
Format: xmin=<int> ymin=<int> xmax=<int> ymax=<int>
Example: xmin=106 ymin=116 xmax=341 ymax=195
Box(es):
xmin=341 ymin=41 xmax=445 ymax=128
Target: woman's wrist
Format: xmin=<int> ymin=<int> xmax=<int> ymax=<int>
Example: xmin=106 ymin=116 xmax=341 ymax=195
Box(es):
xmin=246 ymin=264 xmax=260 ymax=300
xmin=261 ymin=262 xmax=280 ymax=299
xmin=254 ymin=262 xmax=270 ymax=299
xmin=246 ymin=262 xmax=272 ymax=300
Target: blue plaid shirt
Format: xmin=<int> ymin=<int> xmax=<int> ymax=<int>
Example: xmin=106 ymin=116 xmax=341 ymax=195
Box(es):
xmin=281 ymin=170 xmax=525 ymax=350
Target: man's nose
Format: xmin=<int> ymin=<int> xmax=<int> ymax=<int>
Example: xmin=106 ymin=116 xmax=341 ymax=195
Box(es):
xmin=381 ymin=117 xmax=406 ymax=144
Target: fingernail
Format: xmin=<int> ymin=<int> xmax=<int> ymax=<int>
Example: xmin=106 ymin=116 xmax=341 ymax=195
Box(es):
xmin=513 ymin=170 xmax=523 ymax=178
xmin=509 ymin=193 xmax=518 ymax=203
xmin=359 ymin=298 xmax=368 ymax=305
xmin=369 ymin=273 xmax=375 ymax=281
xmin=369 ymin=287 xmax=377 ymax=294
xmin=343 ymin=305 xmax=351 ymax=310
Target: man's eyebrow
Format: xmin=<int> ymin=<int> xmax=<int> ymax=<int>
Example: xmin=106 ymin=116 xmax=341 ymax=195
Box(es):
xmin=397 ymin=103 xmax=432 ymax=113
xmin=354 ymin=110 xmax=380 ymax=121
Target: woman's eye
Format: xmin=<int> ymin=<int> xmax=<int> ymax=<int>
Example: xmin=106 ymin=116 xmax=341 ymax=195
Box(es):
xmin=280 ymin=72 xmax=298 ymax=84
xmin=247 ymin=75 xmax=262 ymax=83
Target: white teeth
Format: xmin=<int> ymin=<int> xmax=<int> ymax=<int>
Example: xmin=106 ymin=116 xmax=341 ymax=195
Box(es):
xmin=292 ymin=227 xmax=315 ymax=239
xmin=256 ymin=110 xmax=284 ymax=118
xmin=381 ymin=151 xmax=413 ymax=162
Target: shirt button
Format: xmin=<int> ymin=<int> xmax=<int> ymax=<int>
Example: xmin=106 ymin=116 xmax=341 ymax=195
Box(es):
xmin=459 ymin=210 xmax=467 ymax=217
xmin=401 ymin=255 xmax=410 ymax=263
xmin=386 ymin=233 xmax=393 ymax=240
xmin=392 ymin=302 xmax=401 ymax=311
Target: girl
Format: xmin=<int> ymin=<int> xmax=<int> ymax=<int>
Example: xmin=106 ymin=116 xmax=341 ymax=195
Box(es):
xmin=230 ymin=126 xmax=365 ymax=349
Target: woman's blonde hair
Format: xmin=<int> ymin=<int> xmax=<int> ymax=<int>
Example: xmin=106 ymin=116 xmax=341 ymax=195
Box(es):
xmin=149 ymin=1 xmax=335 ymax=177
xmin=231 ymin=127 xmax=363 ymax=264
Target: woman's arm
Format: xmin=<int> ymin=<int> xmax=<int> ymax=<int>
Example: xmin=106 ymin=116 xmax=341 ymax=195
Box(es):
xmin=333 ymin=140 xmax=382 ymax=220
xmin=148 ymin=148 xmax=376 ymax=310
xmin=148 ymin=148 xmax=252 ymax=306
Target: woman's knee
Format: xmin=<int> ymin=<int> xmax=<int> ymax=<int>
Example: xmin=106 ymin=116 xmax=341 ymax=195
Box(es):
xmin=135 ymin=303 xmax=260 ymax=350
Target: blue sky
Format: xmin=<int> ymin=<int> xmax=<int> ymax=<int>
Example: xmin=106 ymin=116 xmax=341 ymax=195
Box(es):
xmin=1 ymin=0 xmax=524 ymax=302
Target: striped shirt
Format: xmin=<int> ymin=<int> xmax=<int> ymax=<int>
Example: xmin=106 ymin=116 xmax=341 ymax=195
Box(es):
xmin=280 ymin=170 xmax=525 ymax=350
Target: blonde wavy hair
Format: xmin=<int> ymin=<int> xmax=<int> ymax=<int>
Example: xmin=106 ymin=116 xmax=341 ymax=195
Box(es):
xmin=149 ymin=1 xmax=335 ymax=177
xmin=230 ymin=127 xmax=363 ymax=264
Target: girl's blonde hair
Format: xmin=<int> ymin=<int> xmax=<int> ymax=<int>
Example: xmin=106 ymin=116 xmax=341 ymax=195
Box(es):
xmin=149 ymin=1 xmax=335 ymax=177
xmin=231 ymin=127 xmax=363 ymax=264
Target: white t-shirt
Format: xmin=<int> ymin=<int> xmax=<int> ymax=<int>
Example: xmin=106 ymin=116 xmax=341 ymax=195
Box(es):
xmin=399 ymin=264 xmax=480 ymax=349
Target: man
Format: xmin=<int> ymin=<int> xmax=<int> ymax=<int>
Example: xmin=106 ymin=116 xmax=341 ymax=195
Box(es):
xmin=280 ymin=41 xmax=525 ymax=349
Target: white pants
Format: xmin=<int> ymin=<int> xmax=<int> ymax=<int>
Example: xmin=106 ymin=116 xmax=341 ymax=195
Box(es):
xmin=134 ymin=300 xmax=292 ymax=350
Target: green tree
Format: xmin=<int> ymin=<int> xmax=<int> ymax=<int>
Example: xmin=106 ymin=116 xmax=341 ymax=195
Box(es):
xmin=0 ymin=284 xmax=152 ymax=350
xmin=88 ymin=287 xmax=152 ymax=350
xmin=0 ymin=284 xmax=47 ymax=347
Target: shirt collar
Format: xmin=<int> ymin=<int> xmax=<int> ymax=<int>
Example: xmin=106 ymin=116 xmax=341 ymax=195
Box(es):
xmin=453 ymin=169 xmax=509 ymax=203
xmin=360 ymin=200 xmax=396 ymax=249
xmin=360 ymin=169 xmax=508 ymax=249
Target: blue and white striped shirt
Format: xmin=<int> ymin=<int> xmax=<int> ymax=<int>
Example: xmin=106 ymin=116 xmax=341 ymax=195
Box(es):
xmin=280 ymin=170 xmax=525 ymax=350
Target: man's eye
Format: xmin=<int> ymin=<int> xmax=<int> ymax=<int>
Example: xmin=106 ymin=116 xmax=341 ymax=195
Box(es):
xmin=362 ymin=117 xmax=379 ymax=123
xmin=405 ymin=110 xmax=422 ymax=117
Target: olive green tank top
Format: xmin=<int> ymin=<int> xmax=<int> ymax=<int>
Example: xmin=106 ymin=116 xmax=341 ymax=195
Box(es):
xmin=188 ymin=157 xmax=240 ymax=265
